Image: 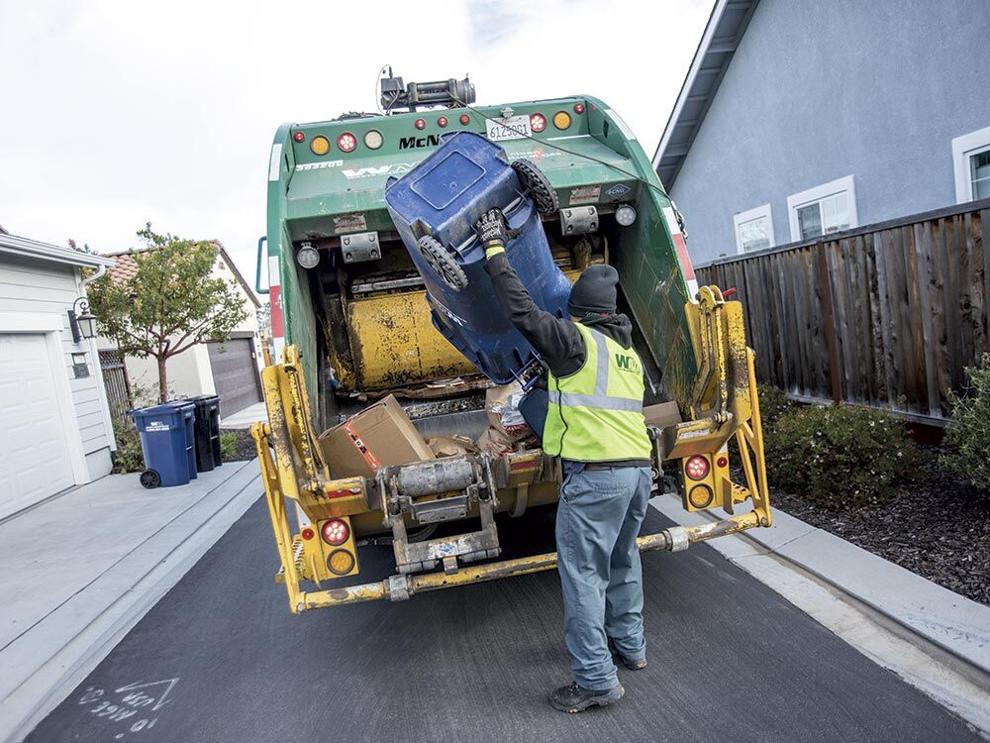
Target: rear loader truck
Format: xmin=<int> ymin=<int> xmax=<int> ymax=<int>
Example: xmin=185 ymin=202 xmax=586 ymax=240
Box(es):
xmin=252 ymin=73 xmax=772 ymax=612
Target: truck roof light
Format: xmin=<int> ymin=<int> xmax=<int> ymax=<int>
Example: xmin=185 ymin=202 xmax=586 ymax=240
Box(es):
xmin=310 ymin=136 xmax=330 ymax=156
xmin=364 ymin=130 xmax=383 ymax=150
xmin=685 ymin=454 xmax=710 ymax=481
xmin=292 ymin=131 xmax=305 ymax=143
xmin=320 ymin=518 xmax=350 ymax=546
xmin=437 ymin=116 xmax=448 ymax=128
xmin=459 ymin=113 xmax=470 ymax=125
xmin=552 ymin=111 xmax=571 ymax=130
xmin=415 ymin=118 xmax=427 ymax=130
xmin=336 ymin=132 xmax=357 ymax=153
xmin=530 ymin=113 xmax=547 ymax=133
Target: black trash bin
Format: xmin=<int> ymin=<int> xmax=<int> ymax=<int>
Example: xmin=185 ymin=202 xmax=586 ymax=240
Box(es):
xmin=190 ymin=395 xmax=222 ymax=471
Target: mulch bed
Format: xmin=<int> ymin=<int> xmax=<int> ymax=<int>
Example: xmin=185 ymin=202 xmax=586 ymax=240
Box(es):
xmin=768 ymin=445 xmax=990 ymax=606
xmin=220 ymin=428 xmax=257 ymax=462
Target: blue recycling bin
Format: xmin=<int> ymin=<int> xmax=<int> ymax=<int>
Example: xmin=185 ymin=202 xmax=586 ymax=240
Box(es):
xmin=384 ymin=131 xmax=570 ymax=384
xmin=130 ymin=402 xmax=197 ymax=488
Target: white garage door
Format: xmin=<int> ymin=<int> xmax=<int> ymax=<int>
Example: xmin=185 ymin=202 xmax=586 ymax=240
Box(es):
xmin=0 ymin=334 xmax=75 ymax=517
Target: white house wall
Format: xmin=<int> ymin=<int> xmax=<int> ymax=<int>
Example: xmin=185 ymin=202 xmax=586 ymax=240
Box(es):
xmin=0 ymin=253 xmax=113 ymax=482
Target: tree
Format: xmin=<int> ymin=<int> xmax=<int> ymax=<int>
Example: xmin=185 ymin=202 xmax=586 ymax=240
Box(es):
xmin=89 ymin=225 xmax=248 ymax=403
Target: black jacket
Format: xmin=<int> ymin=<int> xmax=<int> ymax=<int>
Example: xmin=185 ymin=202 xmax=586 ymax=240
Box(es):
xmin=484 ymin=251 xmax=636 ymax=377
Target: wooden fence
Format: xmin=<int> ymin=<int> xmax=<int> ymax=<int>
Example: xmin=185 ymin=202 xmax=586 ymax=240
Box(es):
xmin=99 ymin=349 xmax=132 ymax=422
xmin=697 ymin=199 xmax=990 ymax=422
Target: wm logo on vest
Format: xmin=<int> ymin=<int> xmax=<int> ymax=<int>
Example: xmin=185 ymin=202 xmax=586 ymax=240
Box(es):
xmin=614 ymin=353 xmax=640 ymax=373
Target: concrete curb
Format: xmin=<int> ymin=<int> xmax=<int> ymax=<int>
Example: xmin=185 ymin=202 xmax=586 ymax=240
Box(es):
xmin=650 ymin=494 xmax=990 ymax=688
xmin=0 ymin=461 xmax=262 ymax=743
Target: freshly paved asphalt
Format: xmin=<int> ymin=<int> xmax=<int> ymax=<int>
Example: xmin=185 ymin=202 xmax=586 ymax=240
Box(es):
xmin=28 ymin=498 xmax=978 ymax=743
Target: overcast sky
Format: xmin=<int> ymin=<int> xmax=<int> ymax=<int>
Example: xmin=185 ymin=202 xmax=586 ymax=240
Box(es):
xmin=0 ymin=0 xmax=713 ymax=286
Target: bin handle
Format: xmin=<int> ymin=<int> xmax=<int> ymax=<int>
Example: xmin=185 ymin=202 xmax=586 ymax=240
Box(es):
xmin=256 ymin=236 xmax=270 ymax=295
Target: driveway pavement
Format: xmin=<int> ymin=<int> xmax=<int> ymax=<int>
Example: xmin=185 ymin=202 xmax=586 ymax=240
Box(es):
xmin=23 ymin=502 xmax=979 ymax=743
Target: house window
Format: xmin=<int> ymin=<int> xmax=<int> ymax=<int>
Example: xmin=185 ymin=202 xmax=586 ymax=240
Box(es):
xmin=952 ymin=126 xmax=990 ymax=203
xmin=733 ymin=204 xmax=774 ymax=254
xmin=787 ymin=176 xmax=857 ymax=242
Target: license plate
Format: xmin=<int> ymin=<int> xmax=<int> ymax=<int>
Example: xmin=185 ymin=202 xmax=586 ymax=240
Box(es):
xmin=486 ymin=115 xmax=531 ymax=142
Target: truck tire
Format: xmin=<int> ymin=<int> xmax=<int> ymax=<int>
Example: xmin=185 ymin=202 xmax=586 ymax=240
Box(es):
xmin=417 ymin=235 xmax=468 ymax=291
xmin=512 ymin=158 xmax=559 ymax=215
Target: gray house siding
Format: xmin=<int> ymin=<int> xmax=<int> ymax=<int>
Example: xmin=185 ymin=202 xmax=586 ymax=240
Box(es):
xmin=668 ymin=0 xmax=990 ymax=265
xmin=0 ymin=252 xmax=115 ymax=504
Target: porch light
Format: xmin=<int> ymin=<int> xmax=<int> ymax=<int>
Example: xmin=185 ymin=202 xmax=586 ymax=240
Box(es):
xmin=69 ymin=296 xmax=97 ymax=342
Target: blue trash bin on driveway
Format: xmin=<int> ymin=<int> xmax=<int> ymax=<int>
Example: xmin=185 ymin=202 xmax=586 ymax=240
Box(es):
xmin=130 ymin=402 xmax=197 ymax=488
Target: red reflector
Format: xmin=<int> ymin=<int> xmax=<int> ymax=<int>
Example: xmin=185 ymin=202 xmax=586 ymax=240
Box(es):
xmin=320 ymin=518 xmax=350 ymax=546
xmin=415 ymin=118 xmax=427 ymax=130
xmin=716 ymin=456 xmax=728 ymax=468
xmin=685 ymin=455 xmax=710 ymax=481
xmin=336 ymin=132 xmax=357 ymax=152
xmin=437 ymin=116 xmax=448 ymax=128
xmin=459 ymin=114 xmax=470 ymax=125
xmin=292 ymin=131 xmax=305 ymax=142
xmin=573 ymin=103 xmax=585 ymax=114
xmin=530 ymin=113 xmax=547 ymax=133
xmin=301 ymin=527 xmax=315 ymax=540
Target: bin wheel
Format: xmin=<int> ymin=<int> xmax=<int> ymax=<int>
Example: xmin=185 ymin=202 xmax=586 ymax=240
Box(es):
xmin=140 ymin=469 xmax=162 ymax=489
xmin=417 ymin=235 xmax=468 ymax=291
xmin=512 ymin=158 xmax=559 ymax=215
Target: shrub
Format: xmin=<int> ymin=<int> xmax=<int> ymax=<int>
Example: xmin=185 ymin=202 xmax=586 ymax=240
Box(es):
xmin=112 ymin=419 xmax=145 ymax=474
xmin=220 ymin=431 xmax=240 ymax=461
xmin=765 ymin=403 xmax=917 ymax=508
xmin=940 ymin=354 xmax=990 ymax=491
xmin=756 ymin=383 xmax=793 ymax=429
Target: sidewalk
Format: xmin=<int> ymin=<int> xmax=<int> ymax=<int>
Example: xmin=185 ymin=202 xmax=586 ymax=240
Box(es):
xmin=220 ymin=401 xmax=267 ymax=430
xmin=0 ymin=460 xmax=261 ymax=743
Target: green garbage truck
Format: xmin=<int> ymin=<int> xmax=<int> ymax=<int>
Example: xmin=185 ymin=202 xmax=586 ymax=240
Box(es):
xmin=252 ymin=73 xmax=772 ymax=613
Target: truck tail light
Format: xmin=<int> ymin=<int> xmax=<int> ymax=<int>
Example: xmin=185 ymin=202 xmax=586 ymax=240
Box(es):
xmin=459 ymin=114 xmax=470 ymax=125
xmin=437 ymin=116 xmax=448 ymax=127
xmin=327 ymin=548 xmax=356 ymax=576
xmin=684 ymin=455 xmax=710 ymax=481
xmin=320 ymin=518 xmax=350 ymax=546
xmin=337 ymin=132 xmax=357 ymax=152
xmin=530 ymin=113 xmax=547 ymax=133
xmin=415 ymin=118 xmax=427 ymax=130
xmin=292 ymin=131 xmax=305 ymax=142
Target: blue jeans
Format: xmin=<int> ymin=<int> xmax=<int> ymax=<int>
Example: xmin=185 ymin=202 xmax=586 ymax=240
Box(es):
xmin=555 ymin=465 xmax=652 ymax=690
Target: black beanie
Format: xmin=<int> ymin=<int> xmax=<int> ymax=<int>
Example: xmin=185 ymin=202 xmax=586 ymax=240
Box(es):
xmin=568 ymin=264 xmax=619 ymax=316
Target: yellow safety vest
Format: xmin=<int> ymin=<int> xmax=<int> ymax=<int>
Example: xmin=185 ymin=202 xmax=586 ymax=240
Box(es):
xmin=542 ymin=323 xmax=652 ymax=462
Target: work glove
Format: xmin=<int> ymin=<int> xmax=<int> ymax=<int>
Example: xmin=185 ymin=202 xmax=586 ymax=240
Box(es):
xmin=476 ymin=208 xmax=510 ymax=257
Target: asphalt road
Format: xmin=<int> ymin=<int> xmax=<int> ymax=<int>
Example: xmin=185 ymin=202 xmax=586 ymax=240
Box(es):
xmin=29 ymin=497 xmax=978 ymax=743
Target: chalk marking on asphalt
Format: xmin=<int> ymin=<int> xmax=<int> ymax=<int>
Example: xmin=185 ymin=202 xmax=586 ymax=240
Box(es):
xmin=74 ymin=677 xmax=178 ymax=739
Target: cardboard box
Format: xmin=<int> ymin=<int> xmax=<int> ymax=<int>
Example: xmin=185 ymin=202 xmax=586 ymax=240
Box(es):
xmin=319 ymin=395 xmax=434 ymax=479
xmin=643 ymin=401 xmax=682 ymax=429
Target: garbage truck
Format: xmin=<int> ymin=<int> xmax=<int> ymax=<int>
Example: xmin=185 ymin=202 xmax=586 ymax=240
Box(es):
xmin=252 ymin=73 xmax=772 ymax=613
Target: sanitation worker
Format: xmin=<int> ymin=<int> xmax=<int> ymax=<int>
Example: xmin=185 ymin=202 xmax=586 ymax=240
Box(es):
xmin=476 ymin=208 xmax=653 ymax=713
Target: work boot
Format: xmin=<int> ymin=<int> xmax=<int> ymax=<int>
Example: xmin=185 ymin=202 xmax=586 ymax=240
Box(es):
xmin=549 ymin=681 xmax=624 ymax=713
xmin=608 ymin=639 xmax=648 ymax=671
